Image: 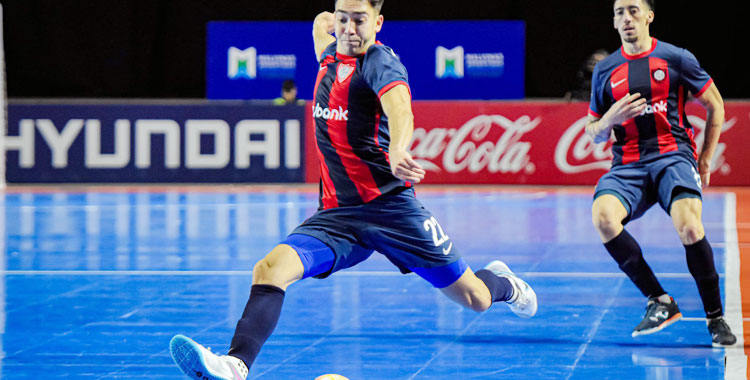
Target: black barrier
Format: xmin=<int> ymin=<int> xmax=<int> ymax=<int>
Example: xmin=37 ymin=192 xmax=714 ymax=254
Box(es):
xmin=4 ymin=103 xmax=306 ymax=183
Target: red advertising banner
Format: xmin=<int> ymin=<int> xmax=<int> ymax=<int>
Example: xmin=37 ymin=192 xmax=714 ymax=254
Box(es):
xmin=305 ymin=101 xmax=750 ymax=185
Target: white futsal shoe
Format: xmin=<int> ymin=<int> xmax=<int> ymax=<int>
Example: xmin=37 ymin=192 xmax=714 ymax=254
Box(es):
xmin=170 ymin=334 xmax=248 ymax=380
xmin=484 ymin=260 xmax=538 ymax=318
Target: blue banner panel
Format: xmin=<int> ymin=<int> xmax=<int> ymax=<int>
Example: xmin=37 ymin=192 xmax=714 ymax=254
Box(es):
xmin=206 ymin=21 xmax=524 ymax=100
xmin=377 ymin=21 xmax=525 ymax=100
xmin=207 ymin=22 xmax=319 ymax=101
xmin=4 ymin=103 xmax=305 ymax=183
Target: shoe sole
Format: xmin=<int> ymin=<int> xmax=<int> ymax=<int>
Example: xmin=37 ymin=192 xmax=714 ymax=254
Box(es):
xmin=631 ymin=312 xmax=683 ymax=337
xmin=170 ymin=335 xmax=230 ymax=380
xmin=711 ymin=336 xmax=738 ymax=348
xmin=712 ymin=341 xmax=737 ymax=348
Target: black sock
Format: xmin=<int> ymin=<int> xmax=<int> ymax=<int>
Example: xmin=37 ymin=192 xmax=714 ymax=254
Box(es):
xmin=475 ymin=269 xmax=514 ymax=302
xmin=604 ymin=229 xmax=666 ymax=298
xmin=685 ymin=237 xmax=723 ymax=319
xmin=227 ymin=284 xmax=285 ymax=368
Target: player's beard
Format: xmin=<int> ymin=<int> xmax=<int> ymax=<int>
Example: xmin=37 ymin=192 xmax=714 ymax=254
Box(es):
xmin=620 ymin=27 xmax=639 ymax=44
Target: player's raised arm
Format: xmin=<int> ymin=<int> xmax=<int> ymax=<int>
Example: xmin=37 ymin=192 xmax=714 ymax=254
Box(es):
xmin=380 ymin=84 xmax=425 ymax=183
xmin=313 ymin=11 xmax=336 ymax=60
xmin=694 ymin=82 xmax=725 ymax=187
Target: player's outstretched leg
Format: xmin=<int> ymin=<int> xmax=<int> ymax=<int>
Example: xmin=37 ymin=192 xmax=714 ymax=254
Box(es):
xmin=170 ymin=243 xmax=305 ymax=379
xmin=482 ymin=260 xmax=537 ymax=318
xmin=170 ymin=334 xmax=248 ymax=380
xmin=631 ymin=296 xmax=682 ymax=337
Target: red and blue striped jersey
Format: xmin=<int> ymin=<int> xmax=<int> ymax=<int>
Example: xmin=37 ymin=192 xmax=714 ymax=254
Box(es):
xmin=588 ymin=38 xmax=713 ymax=166
xmin=312 ymin=41 xmax=411 ymax=209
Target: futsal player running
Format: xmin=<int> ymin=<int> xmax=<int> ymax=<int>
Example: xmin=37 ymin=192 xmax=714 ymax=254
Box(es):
xmin=586 ymin=0 xmax=736 ymax=346
xmin=168 ymin=1 xmax=538 ymax=378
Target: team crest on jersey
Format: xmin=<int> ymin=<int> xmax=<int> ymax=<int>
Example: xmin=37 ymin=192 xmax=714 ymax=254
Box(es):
xmin=337 ymin=63 xmax=355 ymax=83
xmin=652 ymin=68 xmax=666 ymax=82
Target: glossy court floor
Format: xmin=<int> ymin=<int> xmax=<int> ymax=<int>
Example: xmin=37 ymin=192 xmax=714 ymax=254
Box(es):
xmin=0 ymin=185 xmax=747 ymax=379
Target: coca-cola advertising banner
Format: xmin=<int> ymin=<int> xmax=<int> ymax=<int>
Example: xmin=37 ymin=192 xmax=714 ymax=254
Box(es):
xmin=304 ymin=101 xmax=750 ymax=185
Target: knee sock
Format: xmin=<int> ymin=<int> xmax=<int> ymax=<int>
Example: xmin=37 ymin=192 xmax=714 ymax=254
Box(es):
xmin=475 ymin=269 xmax=514 ymax=302
xmin=604 ymin=229 xmax=666 ymax=298
xmin=685 ymin=237 xmax=723 ymax=319
xmin=227 ymin=284 xmax=285 ymax=369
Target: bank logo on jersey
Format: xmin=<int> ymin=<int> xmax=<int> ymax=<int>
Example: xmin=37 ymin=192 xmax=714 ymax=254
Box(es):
xmin=313 ymin=103 xmax=349 ymax=121
xmin=640 ymin=100 xmax=668 ymax=116
xmin=436 ymin=46 xmax=465 ymax=78
xmin=337 ymin=63 xmax=355 ymax=83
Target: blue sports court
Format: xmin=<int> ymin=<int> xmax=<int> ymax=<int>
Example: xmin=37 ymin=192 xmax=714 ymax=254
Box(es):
xmin=0 ymin=185 xmax=745 ymax=379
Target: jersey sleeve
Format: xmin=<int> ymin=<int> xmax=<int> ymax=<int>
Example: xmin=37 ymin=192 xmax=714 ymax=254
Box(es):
xmin=588 ymin=63 xmax=607 ymax=118
xmin=319 ymin=41 xmax=337 ymax=63
xmin=680 ymin=48 xmax=713 ymax=98
xmin=362 ymin=45 xmax=410 ymax=99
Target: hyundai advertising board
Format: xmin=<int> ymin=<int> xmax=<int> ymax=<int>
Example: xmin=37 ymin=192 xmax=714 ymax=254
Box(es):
xmin=207 ymin=21 xmax=524 ymax=100
xmin=4 ymin=104 xmax=305 ymax=183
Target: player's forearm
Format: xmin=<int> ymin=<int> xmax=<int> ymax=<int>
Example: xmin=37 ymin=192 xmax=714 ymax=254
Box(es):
xmin=698 ymin=108 xmax=724 ymax=163
xmin=380 ymin=85 xmax=415 ymax=154
xmin=585 ymin=117 xmax=613 ymax=144
xmin=388 ymin=110 xmax=415 ymax=154
xmin=313 ymin=23 xmax=334 ymax=42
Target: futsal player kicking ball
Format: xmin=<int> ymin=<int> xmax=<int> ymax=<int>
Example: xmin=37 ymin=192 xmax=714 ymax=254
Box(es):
xmin=168 ymin=1 xmax=538 ymax=379
xmin=586 ymin=0 xmax=735 ymax=346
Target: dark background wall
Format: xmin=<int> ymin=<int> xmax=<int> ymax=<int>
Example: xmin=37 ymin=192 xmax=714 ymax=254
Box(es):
xmin=3 ymin=0 xmax=747 ymax=99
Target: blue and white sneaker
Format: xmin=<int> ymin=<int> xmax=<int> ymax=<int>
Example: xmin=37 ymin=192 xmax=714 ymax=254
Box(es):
xmin=170 ymin=334 xmax=248 ymax=380
xmin=484 ymin=260 xmax=538 ymax=318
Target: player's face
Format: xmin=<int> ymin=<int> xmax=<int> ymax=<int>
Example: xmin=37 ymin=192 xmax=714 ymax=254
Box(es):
xmin=334 ymin=0 xmax=383 ymax=56
xmin=613 ymin=0 xmax=654 ymax=44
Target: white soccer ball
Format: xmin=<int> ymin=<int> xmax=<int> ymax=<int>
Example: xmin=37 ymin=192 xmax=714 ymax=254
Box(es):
xmin=315 ymin=374 xmax=350 ymax=380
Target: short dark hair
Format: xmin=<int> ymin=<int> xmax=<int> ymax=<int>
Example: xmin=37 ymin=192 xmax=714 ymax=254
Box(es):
xmin=281 ymin=79 xmax=296 ymax=92
xmin=335 ymin=0 xmax=384 ymax=13
xmin=613 ymin=0 xmax=654 ymax=11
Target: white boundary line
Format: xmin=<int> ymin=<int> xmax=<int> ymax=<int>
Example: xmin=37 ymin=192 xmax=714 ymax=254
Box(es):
xmin=723 ymin=192 xmax=747 ymax=380
xmin=0 ymin=270 xmax=715 ymax=278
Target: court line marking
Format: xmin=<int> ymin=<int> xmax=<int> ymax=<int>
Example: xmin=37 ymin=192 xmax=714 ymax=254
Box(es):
xmin=723 ymin=192 xmax=747 ymax=380
xmin=565 ymin=277 xmax=624 ymax=380
xmin=0 ymin=270 xmax=719 ymax=278
xmin=252 ymin=275 xmax=426 ymax=379
xmin=408 ymin=311 xmax=484 ymax=379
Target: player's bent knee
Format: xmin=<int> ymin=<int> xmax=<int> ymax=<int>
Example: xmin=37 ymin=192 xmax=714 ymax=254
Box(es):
xmin=252 ymin=258 xmax=277 ymax=283
xmin=252 ymin=247 xmax=305 ymax=289
xmin=678 ymin=223 xmax=704 ymax=245
xmin=592 ymin=211 xmax=622 ymax=237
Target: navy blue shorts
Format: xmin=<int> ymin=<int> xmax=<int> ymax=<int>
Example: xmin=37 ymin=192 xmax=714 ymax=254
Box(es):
xmin=594 ymin=152 xmax=702 ymax=224
xmin=280 ymin=188 xmax=467 ymax=288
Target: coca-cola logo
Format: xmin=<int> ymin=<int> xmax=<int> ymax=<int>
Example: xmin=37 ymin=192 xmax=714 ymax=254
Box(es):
xmin=554 ymin=115 xmax=737 ymax=174
xmin=554 ymin=116 xmax=613 ymax=174
xmin=410 ymin=115 xmax=539 ymax=174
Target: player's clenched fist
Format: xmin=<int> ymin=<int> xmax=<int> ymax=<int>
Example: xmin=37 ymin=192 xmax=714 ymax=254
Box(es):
xmin=314 ymin=11 xmax=335 ymax=35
